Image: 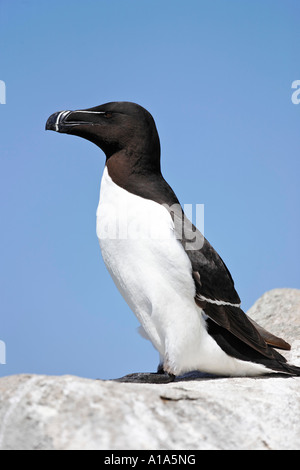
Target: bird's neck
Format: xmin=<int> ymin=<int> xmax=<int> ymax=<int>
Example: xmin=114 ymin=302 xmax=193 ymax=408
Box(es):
xmin=106 ymin=148 xmax=161 ymax=185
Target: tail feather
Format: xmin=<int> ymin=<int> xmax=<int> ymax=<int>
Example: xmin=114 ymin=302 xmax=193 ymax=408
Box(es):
xmin=280 ymin=363 xmax=300 ymax=376
xmin=246 ymin=315 xmax=291 ymax=351
xmin=206 ymin=317 xmax=300 ymax=376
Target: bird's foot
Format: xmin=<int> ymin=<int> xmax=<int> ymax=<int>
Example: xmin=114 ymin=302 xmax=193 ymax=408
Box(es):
xmin=112 ymin=369 xmax=220 ymax=383
xmin=113 ymin=371 xmax=175 ymax=384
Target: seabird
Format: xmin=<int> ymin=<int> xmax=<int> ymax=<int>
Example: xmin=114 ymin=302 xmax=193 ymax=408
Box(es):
xmin=46 ymin=102 xmax=300 ymax=382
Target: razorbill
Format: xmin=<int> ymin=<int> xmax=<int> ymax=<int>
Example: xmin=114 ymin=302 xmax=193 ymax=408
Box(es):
xmin=46 ymin=102 xmax=300 ymax=382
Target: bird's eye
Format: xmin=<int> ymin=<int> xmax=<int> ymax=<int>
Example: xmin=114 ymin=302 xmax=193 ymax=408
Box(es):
xmin=104 ymin=112 xmax=113 ymax=119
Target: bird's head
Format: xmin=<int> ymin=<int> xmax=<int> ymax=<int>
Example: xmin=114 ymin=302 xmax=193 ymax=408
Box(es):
xmin=45 ymin=101 xmax=161 ymax=172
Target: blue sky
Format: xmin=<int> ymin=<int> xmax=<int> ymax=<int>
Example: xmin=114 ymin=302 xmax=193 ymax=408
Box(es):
xmin=1 ymin=0 xmax=299 ymax=379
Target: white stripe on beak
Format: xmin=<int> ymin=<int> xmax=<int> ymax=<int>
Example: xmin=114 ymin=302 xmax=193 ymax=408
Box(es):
xmin=55 ymin=110 xmax=106 ymax=131
xmin=73 ymin=111 xmax=106 ymax=114
xmin=55 ymin=110 xmax=71 ymax=132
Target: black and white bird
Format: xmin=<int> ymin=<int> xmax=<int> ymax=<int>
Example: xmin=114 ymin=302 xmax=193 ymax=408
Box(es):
xmin=46 ymin=101 xmax=300 ymax=382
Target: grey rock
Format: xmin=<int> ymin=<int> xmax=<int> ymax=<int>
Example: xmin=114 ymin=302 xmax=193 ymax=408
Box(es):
xmin=0 ymin=288 xmax=300 ymax=450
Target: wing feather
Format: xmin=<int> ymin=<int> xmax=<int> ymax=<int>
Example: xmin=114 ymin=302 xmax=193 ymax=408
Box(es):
xmin=182 ymin=224 xmax=290 ymax=357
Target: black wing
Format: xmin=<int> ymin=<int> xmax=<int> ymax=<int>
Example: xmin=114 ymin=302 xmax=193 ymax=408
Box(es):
xmin=176 ymin=213 xmax=290 ymax=359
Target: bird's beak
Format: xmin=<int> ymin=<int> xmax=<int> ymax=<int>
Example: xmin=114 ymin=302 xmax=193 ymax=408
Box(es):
xmin=45 ymin=109 xmax=105 ymax=133
xmin=45 ymin=110 xmax=73 ymax=132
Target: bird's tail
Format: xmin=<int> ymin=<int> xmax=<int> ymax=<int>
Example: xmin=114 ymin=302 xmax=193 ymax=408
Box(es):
xmin=246 ymin=314 xmax=291 ymax=351
xmin=280 ymin=362 xmax=300 ymax=376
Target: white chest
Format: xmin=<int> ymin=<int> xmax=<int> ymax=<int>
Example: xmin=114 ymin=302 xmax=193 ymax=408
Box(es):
xmin=96 ymin=167 xmax=175 ymax=242
xmin=96 ymin=167 xmax=196 ymax=354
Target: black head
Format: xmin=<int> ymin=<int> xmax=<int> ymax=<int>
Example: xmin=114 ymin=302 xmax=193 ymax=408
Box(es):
xmin=46 ymin=101 xmax=161 ymax=173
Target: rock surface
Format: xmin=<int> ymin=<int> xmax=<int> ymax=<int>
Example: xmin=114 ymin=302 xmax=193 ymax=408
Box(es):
xmin=0 ymin=288 xmax=300 ymax=450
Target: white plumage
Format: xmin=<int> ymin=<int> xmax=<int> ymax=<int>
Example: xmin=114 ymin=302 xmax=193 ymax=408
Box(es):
xmin=96 ymin=167 xmax=269 ymax=377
